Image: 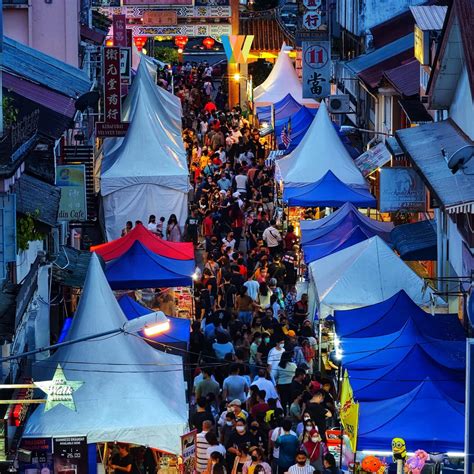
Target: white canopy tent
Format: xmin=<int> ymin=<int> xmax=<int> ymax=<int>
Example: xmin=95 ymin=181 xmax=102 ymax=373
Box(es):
xmin=253 ymin=44 xmax=317 ymax=108
xmin=100 ymin=60 xmax=189 ymax=241
xmin=276 ymin=101 xmax=368 ymax=188
xmin=308 ymin=236 xmax=442 ymax=318
xmin=24 ymin=254 xmax=188 ymax=453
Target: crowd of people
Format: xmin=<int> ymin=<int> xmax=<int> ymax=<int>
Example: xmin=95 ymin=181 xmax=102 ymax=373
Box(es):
xmin=121 ymin=61 xmax=342 ymax=474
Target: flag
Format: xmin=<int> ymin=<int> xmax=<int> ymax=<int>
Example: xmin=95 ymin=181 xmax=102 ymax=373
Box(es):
xmin=340 ymin=370 xmax=359 ymax=453
xmin=281 ymin=118 xmax=292 ymax=149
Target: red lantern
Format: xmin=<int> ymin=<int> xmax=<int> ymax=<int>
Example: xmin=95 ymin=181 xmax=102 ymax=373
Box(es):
xmin=174 ymin=35 xmax=188 ymax=49
xmin=133 ymin=35 xmax=147 ymax=52
xmin=203 ymin=37 xmax=215 ymax=49
xmin=105 ymin=38 xmax=114 ymax=47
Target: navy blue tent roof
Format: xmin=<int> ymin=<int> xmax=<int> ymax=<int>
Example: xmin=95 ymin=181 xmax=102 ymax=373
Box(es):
xmin=275 ymin=106 xmax=317 ymax=148
xmin=349 ymin=344 xmax=465 ymax=402
xmin=118 ymin=295 xmax=190 ymax=345
xmin=391 ymin=219 xmax=437 ymax=260
xmin=106 ymin=241 xmax=194 ymax=290
xmin=256 ymin=93 xmax=303 ymax=122
xmin=303 ymin=225 xmax=372 ymax=263
xmin=358 ymin=378 xmax=464 ymax=452
xmin=300 ymin=202 xmax=393 ymax=246
xmin=283 ymin=171 xmax=377 ymax=208
xmin=341 ymin=319 xmax=466 ymax=370
xmin=335 ymin=290 xmax=465 ymax=340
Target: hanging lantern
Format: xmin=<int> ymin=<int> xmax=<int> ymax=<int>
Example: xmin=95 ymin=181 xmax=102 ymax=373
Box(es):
xmin=202 ymin=37 xmax=215 ymax=49
xmin=174 ymin=35 xmax=188 ymax=49
xmin=134 ymin=35 xmax=147 ymax=52
xmin=105 ymin=38 xmax=114 ymax=47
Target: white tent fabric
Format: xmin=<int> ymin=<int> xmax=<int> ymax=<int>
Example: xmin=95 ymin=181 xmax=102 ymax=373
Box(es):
xmin=24 ymin=254 xmax=188 ymax=452
xmin=253 ymin=44 xmax=317 ymax=107
xmin=100 ymin=59 xmax=189 ymax=241
xmin=276 ymin=101 xmax=368 ymax=188
xmin=308 ymin=236 xmax=442 ymax=318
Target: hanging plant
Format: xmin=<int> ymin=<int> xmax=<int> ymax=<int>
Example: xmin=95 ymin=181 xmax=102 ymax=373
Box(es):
xmin=17 ymin=210 xmax=45 ymax=252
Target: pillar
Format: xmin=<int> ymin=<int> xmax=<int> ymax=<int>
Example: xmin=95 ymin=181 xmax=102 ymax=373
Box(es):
xmin=228 ymin=0 xmax=240 ymax=109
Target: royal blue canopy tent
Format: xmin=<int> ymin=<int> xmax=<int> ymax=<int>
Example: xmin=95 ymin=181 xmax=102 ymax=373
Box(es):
xmin=275 ymin=106 xmax=317 ymax=148
xmin=348 ymin=344 xmax=465 ymax=402
xmin=106 ymin=240 xmax=194 ymax=290
xmin=256 ymin=93 xmax=303 ymax=123
xmin=341 ymin=319 xmax=466 ymax=370
xmin=118 ymin=295 xmax=190 ymax=347
xmin=300 ymin=202 xmax=393 ymax=246
xmin=357 ymin=378 xmax=465 ymax=452
xmin=335 ymin=290 xmax=465 ymax=340
xmin=283 ymin=171 xmax=377 ymax=208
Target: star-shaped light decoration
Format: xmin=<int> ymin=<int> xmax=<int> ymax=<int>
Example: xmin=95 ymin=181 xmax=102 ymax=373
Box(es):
xmin=35 ymin=364 xmax=84 ymax=412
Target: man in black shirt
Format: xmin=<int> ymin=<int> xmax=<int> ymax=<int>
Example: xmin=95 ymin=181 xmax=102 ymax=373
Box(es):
xmin=185 ymin=208 xmax=200 ymax=245
xmin=306 ymin=390 xmax=331 ymax=441
xmin=110 ymin=444 xmax=138 ymax=474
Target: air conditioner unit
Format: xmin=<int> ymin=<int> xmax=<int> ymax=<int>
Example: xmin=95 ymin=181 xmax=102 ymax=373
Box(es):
xmin=420 ymin=95 xmax=429 ymax=104
xmin=52 ymin=221 xmax=70 ymax=255
xmin=328 ymin=95 xmax=350 ymax=114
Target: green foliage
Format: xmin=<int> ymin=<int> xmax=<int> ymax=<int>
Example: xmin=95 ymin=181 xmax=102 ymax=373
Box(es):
xmin=2 ymin=97 xmax=18 ymax=129
xmin=153 ymin=46 xmax=179 ymax=65
xmin=17 ymin=211 xmax=45 ymax=252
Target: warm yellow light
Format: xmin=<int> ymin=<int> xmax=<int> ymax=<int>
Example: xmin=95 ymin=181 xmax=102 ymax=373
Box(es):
xmin=233 ymin=73 xmax=241 ymax=82
xmin=143 ymin=320 xmax=171 ymax=337
xmin=178 ymin=48 xmax=183 ymax=54
xmin=141 ymin=48 xmax=147 ymax=55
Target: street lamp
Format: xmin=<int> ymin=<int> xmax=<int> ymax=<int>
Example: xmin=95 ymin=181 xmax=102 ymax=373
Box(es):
xmin=0 ymin=311 xmax=170 ymax=363
xmin=339 ymin=125 xmax=394 ymax=137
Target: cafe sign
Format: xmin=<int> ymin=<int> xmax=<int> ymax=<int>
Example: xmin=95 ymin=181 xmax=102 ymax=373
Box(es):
xmin=35 ymin=365 xmax=84 ymax=412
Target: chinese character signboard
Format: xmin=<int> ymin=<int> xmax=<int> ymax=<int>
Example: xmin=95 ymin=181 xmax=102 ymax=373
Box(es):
xmin=57 ymin=165 xmax=88 ymax=221
xmin=303 ymin=0 xmax=321 ymax=8
xmin=302 ymin=41 xmax=331 ymax=99
xmin=380 ymin=167 xmax=426 ymax=212
xmin=53 ymin=437 xmax=88 ymax=474
xmin=143 ymin=10 xmax=178 ymax=26
xmin=103 ymin=46 xmax=122 ymax=123
xmin=113 ymin=14 xmax=127 ymax=47
xmin=354 ymin=142 xmax=392 ymax=177
xmin=181 ymin=430 xmax=197 ymax=474
xmin=120 ymin=48 xmax=131 ymax=84
xmin=303 ymin=11 xmax=322 ymax=30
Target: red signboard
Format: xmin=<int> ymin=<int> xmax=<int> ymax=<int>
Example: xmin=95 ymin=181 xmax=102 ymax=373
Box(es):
xmin=103 ymin=47 xmax=122 ymax=123
xmin=143 ymin=10 xmax=178 ymax=26
xmin=123 ymin=0 xmax=193 ymax=5
xmin=113 ymin=14 xmax=127 ymax=47
xmin=96 ymin=122 xmax=129 ymax=137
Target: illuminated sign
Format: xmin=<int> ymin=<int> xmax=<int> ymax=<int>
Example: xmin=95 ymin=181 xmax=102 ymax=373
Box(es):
xmin=414 ymin=25 xmax=429 ymax=65
xmin=221 ymin=35 xmax=254 ymax=64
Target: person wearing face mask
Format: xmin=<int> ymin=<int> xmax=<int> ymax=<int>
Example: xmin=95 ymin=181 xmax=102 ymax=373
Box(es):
xmin=288 ymin=450 xmax=315 ymax=474
xmin=267 ymin=338 xmax=286 ymax=381
xmin=226 ymin=421 xmax=255 ymax=473
xmin=300 ymin=419 xmax=318 ymax=443
xmin=256 ymin=332 xmax=272 ymax=367
xmin=220 ymin=412 xmax=236 ymax=446
xmin=302 ymin=429 xmax=327 ymax=471
xmin=242 ymin=448 xmax=271 ymax=474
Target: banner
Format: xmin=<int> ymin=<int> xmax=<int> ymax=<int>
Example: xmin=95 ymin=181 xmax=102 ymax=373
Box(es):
xmin=19 ymin=438 xmax=54 ymax=474
xmin=57 ymin=165 xmax=87 ymax=221
xmin=340 ymin=370 xmax=359 ymax=453
xmin=181 ymin=430 xmax=197 ymax=474
xmin=53 ymin=437 xmax=88 ymax=474
xmin=355 ymin=142 xmax=392 ymax=177
xmin=302 ymin=41 xmax=331 ymax=99
xmin=222 ymin=35 xmax=254 ymax=64
xmin=113 ymin=14 xmax=127 ymax=47
xmin=379 ymin=167 xmax=426 ymax=212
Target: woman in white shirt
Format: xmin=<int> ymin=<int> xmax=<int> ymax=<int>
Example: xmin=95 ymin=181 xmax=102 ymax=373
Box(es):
xmin=267 ymin=339 xmax=285 ymax=381
xmin=222 ymin=232 xmax=236 ymax=251
xmin=275 ymin=351 xmax=297 ymax=411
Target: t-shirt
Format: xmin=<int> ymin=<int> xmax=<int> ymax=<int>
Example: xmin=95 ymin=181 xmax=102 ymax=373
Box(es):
xmin=206 ymin=444 xmax=226 ymax=458
xmin=213 ymin=341 xmax=235 ymax=360
xmin=196 ymin=378 xmax=221 ymax=400
xmin=192 ymin=410 xmax=214 ymax=432
xmin=289 ymin=464 xmax=315 ymax=474
xmin=186 ymin=217 xmax=200 ymax=237
xmin=271 ymin=428 xmax=296 ymax=459
xmin=112 ymin=454 xmax=140 ymax=474
xmin=223 ymin=375 xmax=249 ymax=402
xmin=244 ymin=280 xmax=260 ymax=301
xmin=234 ymin=174 xmax=248 ymax=192
xmin=275 ymin=433 xmax=300 ymax=468
xmin=267 ymin=347 xmax=285 ymax=374
xmin=196 ymin=431 xmax=211 ymax=472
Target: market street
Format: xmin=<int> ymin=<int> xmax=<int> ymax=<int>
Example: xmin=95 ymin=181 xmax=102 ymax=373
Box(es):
xmin=0 ymin=0 xmax=473 ymax=473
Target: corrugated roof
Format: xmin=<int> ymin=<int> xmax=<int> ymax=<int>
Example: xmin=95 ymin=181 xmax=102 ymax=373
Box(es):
xmin=396 ymin=119 xmax=474 ymax=211
xmin=3 ymin=73 xmax=76 ymax=117
xmin=346 ymin=34 xmax=414 ymax=75
xmin=240 ymin=16 xmax=294 ymax=52
xmin=410 ymin=5 xmax=448 ymax=31
xmin=383 ymin=59 xmax=420 ymax=96
xmin=13 ymin=174 xmax=61 ymax=227
xmin=3 ymin=36 xmax=91 ymax=99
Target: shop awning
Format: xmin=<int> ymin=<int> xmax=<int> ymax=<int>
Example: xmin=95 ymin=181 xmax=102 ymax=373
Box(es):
xmin=385 ymin=136 xmax=404 ymax=157
xmin=391 ymin=219 xmax=437 ymax=260
xmin=13 ymin=174 xmax=60 ymax=227
xmin=383 ymin=59 xmax=420 ymax=97
xmin=398 ymin=99 xmax=434 ymax=124
xmin=395 ymin=119 xmax=474 ymax=213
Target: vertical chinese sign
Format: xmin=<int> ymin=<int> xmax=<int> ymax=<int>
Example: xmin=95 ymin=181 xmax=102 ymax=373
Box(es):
xmin=302 ymin=41 xmax=331 ymax=99
xmin=180 ymin=430 xmax=197 ymax=474
xmin=113 ymin=14 xmax=127 ymax=47
xmin=96 ymin=47 xmax=129 ymax=137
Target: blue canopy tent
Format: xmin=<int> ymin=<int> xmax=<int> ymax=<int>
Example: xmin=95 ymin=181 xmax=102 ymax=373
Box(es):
xmin=341 ymin=319 xmax=466 ymax=370
xmin=106 ymin=241 xmax=194 ymax=290
xmin=275 ymin=106 xmax=317 ymax=149
xmin=335 ymin=290 xmax=465 ymax=340
xmin=348 ymin=344 xmax=465 ymax=402
xmin=283 ymin=170 xmax=377 ymax=209
xmin=302 ymin=225 xmax=372 ymax=263
xmin=357 ymin=378 xmax=465 ymax=452
xmin=300 ymin=202 xmax=393 ymax=246
xmin=118 ymin=295 xmax=190 ymax=351
xmin=256 ymin=93 xmax=303 ymax=123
